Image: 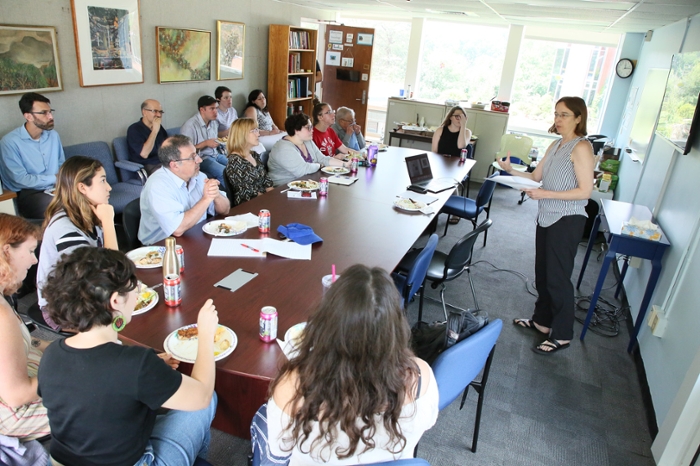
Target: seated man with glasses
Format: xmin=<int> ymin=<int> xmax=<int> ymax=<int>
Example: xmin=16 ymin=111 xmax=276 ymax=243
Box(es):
xmin=180 ymin=95 xmax=229 ymax=186
xmin=126 ymin=99 xmax=168 ymax=175
xmin=331 ymin=107 xmax=366 ymax=151
xmin=138 ymin=135 xmax=230 ymax=245
xmin=0 ymin=92 xmax=65 ymax=219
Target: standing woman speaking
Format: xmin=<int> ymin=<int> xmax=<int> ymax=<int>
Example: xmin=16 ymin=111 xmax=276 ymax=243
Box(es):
xmin=497 ymin=96 xmax=594 ymax=355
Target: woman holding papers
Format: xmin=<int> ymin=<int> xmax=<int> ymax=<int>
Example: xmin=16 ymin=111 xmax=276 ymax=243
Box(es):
xmin=38 ymin=248 xmax=218 ymax=466
xmin=267 ymin=113 xmax=350 ymax=186
xmin=497 ymin=96 xmax=594 ymax=355
xmin=225 ymin=118 xmax=273 ymax=206
xmin=261 ymin=265 xmax=438 ymax=464
xmin=431 ymin=105 xmax=471 ymax=157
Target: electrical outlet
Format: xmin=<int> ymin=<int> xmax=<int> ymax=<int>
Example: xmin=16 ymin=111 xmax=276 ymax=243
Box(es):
xmin=648 ymin=305 xmax=668 ymax=337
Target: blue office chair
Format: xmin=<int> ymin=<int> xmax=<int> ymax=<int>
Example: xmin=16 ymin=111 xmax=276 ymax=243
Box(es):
xmin=397 ymin=219 xmax=492 ymax=320
xmin=440 ymin=174 xmax=497 ymax=245
xmin=432 ymin=319 xmax=503 ymax=453
xmin=392 ymin=234 xmax=438 ymax=322
xmin=122 ymin=198 xmax=141 ymax=251
xmin=113 ymin=136 xmax=148 ymax=185
xmin=166 ymin=127 xmax=181 ymax=137
xmin=222 ymin=171 xmax=236 ymax=204
xmin=63 ymin=141 xmax=143 ymax=215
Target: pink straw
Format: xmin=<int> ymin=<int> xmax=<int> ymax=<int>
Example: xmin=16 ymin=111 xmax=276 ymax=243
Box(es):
xmin=332 ymin=264 xmax=336 ymax=283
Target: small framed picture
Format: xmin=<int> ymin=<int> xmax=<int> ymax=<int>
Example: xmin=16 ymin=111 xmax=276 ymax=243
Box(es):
xmin=70 ymin=0 xmax=143 ymax=87
xmin=216 ymin=21 xmax=245 ymax=80
xmin=0 ymin=25 xmax=63 ymax=95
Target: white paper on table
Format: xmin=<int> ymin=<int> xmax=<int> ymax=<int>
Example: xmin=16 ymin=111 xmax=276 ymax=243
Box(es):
xmin=263 ymin=239 xmax=312 ymax=260
xmin=288 ymin=191 xmax=317 ymax=199
xmin=208 ymin=239 xmax=266 ymax=257
xmin=491 ymin=175 xmax=542 ymax=190
xmin=397 ymin=191 xmax=439 ymax=205
xmin=327 ymin=176 xmax=358 ymax=186
xmin=207 ymin=238 xmax=311 ymax=260
xmin=277 ymin=338 xmax=299 ymax=360
xmin=225 ymin=213 xmax=259 ymax=229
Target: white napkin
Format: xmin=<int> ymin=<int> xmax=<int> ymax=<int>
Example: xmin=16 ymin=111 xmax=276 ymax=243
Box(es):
xmin=225 ymin=213 xmax=259 ymax=229
xmin=276 ymin=338 xmax=299 ymax=360
xmin=287 ymin=191 xmax=317 ymax=199
xmin=625 ymin=217 xmax=658 ymax=231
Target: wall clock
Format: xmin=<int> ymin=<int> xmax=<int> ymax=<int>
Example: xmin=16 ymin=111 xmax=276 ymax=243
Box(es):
xmin=616 ymin=58 xmax=635 ymax=78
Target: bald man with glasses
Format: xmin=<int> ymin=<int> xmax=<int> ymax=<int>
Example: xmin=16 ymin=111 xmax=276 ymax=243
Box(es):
xmin=126 ymin=99 xmax=169 ymax=175
xmin=0 ymin=92 xmax=65 ymax=219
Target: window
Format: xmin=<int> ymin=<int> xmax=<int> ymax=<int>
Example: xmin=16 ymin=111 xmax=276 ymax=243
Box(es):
xmin=417 ymin=21 xmax=508 ymax=102
xmin=510 ymin=39 xmax=617 ymax=134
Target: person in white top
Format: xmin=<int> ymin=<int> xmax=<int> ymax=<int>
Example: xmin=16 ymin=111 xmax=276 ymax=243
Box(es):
xmin=266 ymin=264 xmax=439 ymax=465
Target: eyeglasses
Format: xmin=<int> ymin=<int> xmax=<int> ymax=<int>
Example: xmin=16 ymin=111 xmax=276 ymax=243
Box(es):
xmin=144 ymin=108 xmax=165 ymax=115
xmin=30 ymin=109 xmax=55 ymax=116
xmin=302 ymin=124 xmax=314 ymax=131
xmin=175 ymin=155 xmax=199 ymax=163
xmin=452 ymin=114 xmax=464 ymax=119
xmin=250 ymin=128 xmax=260 ymax=134
xmin=322 ymin=110 xmax=335 ymax=115
xmin=554 ymin=112 xmax=573 ymax=119
xmin=340 ymin=118 xmax=355 ymax=124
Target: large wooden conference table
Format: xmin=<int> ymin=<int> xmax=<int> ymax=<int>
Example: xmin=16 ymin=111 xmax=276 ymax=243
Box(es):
xmin=120 ymin=147 xmax=475 ymax=438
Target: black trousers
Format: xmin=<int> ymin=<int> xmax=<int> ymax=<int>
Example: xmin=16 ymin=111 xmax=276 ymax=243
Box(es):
xmin=532 ymin=215 xmax=586 ymax=341
xmin=16 ymin=189 xmax=53 ymax=220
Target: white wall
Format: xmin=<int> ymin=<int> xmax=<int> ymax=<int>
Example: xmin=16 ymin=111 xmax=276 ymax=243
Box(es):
xmin=612 ymin=14 xmax=700 ymax=433
xmin=0 ymin=0 xmax=333 ymax=146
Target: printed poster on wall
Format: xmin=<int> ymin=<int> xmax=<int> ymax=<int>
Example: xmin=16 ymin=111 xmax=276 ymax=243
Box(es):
xmin=328 ymin=30 xmax=342 ymax=44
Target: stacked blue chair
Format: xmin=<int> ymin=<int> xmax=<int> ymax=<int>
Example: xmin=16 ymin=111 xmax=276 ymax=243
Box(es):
xmin=392 ymin=234 xmax=439 ymax=322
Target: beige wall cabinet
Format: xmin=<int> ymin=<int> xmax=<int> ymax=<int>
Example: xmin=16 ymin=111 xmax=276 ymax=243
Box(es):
xmin=384 ymin=98 xmax=509 ymax=181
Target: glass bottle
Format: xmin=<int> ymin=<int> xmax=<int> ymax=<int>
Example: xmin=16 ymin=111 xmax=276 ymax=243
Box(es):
xmin=163 ymin=237 xmax=179 ymax=278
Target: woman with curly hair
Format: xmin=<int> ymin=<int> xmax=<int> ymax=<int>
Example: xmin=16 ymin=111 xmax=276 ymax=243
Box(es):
xmin=265 ymin=264 xmax=439 ymax=464
xmin=36 ymin=156 xmax=118 ymax=330
xmin=38 ymin=247 xmax=218 ymax=465
xmin=0 ymin=214 xmax=50 ymax=440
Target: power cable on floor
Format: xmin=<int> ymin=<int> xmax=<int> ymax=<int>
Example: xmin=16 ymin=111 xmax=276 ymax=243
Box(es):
xmin=574 ymin=295 xmax=629 ymax=337
xmin=471 ymin=260 xmax=538 ymax=297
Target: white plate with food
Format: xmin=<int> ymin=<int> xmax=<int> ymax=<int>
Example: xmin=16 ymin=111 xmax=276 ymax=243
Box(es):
xmin=217 ymin=137 xmax=228 ymax=144
xmin=202 ymin=220 xmax=247 ymax=236
xmin=321 ymin=166 xmax=350 ymax=175
xmin=163 ymin=324 xmax=237 ymax=363
xmin=132 ymin=287 xmax=159 ymax=316
xmin=284 ymin=322 xmax=307 ymax=348
xmin=127 ymin=246 xmax=165 ymax=269
xmin=393 ymin=198 xmax=426 ymax=212
xmin=288 ymin=180 xmax=320 ymax=191
xmin=343 ymin=152 xmax=367 ymax=162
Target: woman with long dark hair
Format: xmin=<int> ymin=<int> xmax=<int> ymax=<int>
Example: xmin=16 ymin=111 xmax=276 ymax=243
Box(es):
xmin=431 ymin=105 xmax=471 ymax=157
xmin=265 ymin=264 xmax=439 ymax=464
xmin=37 ymin=156 xmax=118 ymax=330
xmin=498 ymin=96 xmax=594 ymax=354
xmin=243 ymin=89 xmax=282 ymax=136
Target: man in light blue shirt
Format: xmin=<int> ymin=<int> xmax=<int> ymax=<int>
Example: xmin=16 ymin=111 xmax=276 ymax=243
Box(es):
xmin=331 ymin=107 xmax=366 ymax=152
xmin=139 ymin=134 xmax=230 ymax=245
xmin=0 ymin=92 xmax=65 ymax=218
xmin=180 ymin=95 xmax=229 ymax=185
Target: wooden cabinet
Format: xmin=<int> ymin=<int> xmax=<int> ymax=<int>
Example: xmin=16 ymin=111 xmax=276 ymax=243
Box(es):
xmin=384 ymin=98 xmax=509 ymax=181
xmin=268 ymin=25 xmax=317 ymax=127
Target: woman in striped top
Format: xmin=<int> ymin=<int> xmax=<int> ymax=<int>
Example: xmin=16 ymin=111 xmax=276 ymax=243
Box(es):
xmin=37 ymin=156 xmax=119 ymax=330
xmin=497 ymin=96 xmax=594 ymax=355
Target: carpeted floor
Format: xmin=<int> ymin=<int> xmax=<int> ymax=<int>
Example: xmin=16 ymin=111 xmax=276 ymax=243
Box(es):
xmin=21 ymin=183 xmax=656 ymax=466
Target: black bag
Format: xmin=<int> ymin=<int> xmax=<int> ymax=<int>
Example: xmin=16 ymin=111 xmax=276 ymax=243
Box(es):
xmin=411 ymin=309 xmax=489 ymax=365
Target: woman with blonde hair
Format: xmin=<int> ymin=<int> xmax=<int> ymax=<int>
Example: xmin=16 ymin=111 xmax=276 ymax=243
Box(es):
xmin=225 ymin=117 xmax=274 ymax=206
xmin=264 ymin=264 xmax=439 ymax=464
xmin=37 ymin=155 xmax=118 ymax=330
xmin=431 ymin=105 xmax=471 ymax=157
xmin=0 ymin=214 xmax=50 ymax=440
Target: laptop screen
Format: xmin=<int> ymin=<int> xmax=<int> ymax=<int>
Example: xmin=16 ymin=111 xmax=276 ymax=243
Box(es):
xmin=405 ymin=153 xmax=433 ymax=184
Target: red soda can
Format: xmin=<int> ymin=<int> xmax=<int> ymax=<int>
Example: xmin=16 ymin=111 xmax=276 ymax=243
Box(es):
xmin=258 ymin=209 xmax=270 ymax=233
xmin=259 ymin=306 xmax=278 ymax=342
xmin=163 ymin=274 xmax=181 ymax=307
xmin=460 ymin=149 xmax=467 ymax=164
xmin=319 ymin=177 xmax=329 ymax=196
xmin=351 ymin=157 xmax=359 ymax=174
xmin=176 ymin=245 xmax=185 ymax=273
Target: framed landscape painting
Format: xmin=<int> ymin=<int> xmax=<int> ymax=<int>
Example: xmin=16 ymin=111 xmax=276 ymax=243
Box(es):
xmin=0 ymin=25 xmax=63 ymax=95
xmin=216 ymin=21 xmax=245 ymax=80
xmin=157 ymin=27 xmax=211 ymax=83
xmin=70 ymin=0 xmax=144 ymax=87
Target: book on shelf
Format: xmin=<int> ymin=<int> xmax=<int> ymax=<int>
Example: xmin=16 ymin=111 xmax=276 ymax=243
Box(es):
xmin=288 ymin=30 xmax=310 ymax=50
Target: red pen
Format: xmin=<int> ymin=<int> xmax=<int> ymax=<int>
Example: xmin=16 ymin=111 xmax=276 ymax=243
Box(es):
xmin=241 ymin=243 xmax=260 ymax=253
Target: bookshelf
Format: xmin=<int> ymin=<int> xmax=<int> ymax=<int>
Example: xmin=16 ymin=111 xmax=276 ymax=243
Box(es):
xmin=268 ymin=25 xmax=317 ymax=126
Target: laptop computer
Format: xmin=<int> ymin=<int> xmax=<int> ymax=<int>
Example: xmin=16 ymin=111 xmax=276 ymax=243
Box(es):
xmin=405 ymin=153 xmax=458 ymax=193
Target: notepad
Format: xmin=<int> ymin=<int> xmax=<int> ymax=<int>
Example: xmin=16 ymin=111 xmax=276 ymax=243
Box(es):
xmin=207 ymin=238 xmax=312 ymax=260
xmin=327 ymin=176 xmax=358 ymax=186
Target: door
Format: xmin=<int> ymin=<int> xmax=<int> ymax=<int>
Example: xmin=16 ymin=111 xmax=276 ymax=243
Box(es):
xmin=322 ymin=25 xmax=374 ymax=133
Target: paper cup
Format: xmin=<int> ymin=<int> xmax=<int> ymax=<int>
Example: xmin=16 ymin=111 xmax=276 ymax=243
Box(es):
xmin=322 ymin=274 xmax=339 ymax=295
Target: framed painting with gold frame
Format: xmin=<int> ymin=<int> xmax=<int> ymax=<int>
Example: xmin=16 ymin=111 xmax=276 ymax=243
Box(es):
xmin=0 ymin=24 xmax=63 ymax=95
xmin=216 ymin=21 xmax=245 ymax=80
